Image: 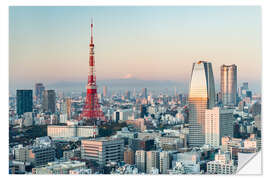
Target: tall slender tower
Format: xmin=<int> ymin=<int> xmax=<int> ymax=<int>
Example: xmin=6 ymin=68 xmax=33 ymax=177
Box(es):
xmin=220 ymin=64 xmax=237 ymax=106
xmin=81 ymin=19 xmax=106 ymax=125
xmin=188 ymin=61 xmax=215 ymax=147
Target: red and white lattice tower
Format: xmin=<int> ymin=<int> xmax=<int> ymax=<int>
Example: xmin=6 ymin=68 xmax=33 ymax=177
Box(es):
xmin=80 ymin=19 xmax=106 ymax=125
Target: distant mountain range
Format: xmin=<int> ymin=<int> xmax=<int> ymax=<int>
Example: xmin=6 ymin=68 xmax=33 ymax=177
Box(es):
xmin=45 ymin=78 xmax=189 ymax=93
xmin=9 ymin=78 xmax=261 ymax=95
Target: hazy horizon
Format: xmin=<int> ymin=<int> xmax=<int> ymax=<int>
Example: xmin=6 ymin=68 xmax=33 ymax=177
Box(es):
xmin=9 ymin=6 xmax=262 ymax=95
xmin=9 ymin=77 xmax=261 ymax=96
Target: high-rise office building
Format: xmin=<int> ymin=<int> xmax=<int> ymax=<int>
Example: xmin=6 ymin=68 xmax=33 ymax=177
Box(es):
xmin=124 ymin=148 xmax=135 ymax=165
xmin=142 ymin=88 xmax=147 ymax=99
xmin=133 ymin=88 xmax=136 ymax=98
xmin=125 ymin=90 xmax=131 ymax=100
xmin=61 ymin=98 xmax=71 ymax=120
xmin=159 ymin=151 xmax=170 ymax=174
xmin=238 ymin=82 xmax=249 ymax=98
xmin=220 ymin=64 xmax=237 ymax=106
xmin=135 ymin=150 xmax=146 ymax=173
xmin=188 ymin=61 xmax=215 ymax=147
xmin=246 ymin=91 xmax=252 ymax=99
xmin=140 ymin=105 xmax=147 ymax=118
xmin=42 ymin=90 xmax=56 ymax=113
xmin=174 ymin=87 xmax=177 ymax=97
xmin=23 ymin=112 xmax=33 ymax=127
xmin=254 ymin=114 xmax=261 ymax=131
xmin=242 ymin=82 xmax=248 ymax=90
xmin=146 ymin=151 xmax=159 ymax=174
xmin=205 ymin=107 xmax=234 ymax=148
xmin=35 ymin=83 xmax=45 ymax=104
xmin=66 ymin=98 xmax=72 ymax=120
xmin=103 ymin=86 xmax=107 ymax=97
xmin=16 ymin=90 xmax=33 ymax=115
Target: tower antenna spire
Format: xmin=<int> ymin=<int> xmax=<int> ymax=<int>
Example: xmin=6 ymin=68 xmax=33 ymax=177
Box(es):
xmin=91 ymin=17 xmax=93 ymax=44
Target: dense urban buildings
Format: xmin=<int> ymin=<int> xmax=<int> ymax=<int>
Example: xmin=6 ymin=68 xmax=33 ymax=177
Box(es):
xmin=220 ymin=65 xmax=237 ymax=106
xmin=207 ymin=151 xmax=237 ymax=174
xmin=9 ymin=21 xmax=261 ymax=175
xmin=9 ymin=60 xmax=262 ymax=175
xmin=188 ymin=61 xmax=215 ymax=147
xmin=32 ymin=160 xmax=87 ymax=174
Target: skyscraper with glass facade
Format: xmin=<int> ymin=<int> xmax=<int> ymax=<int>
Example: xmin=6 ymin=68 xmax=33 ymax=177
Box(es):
xmin=220 ymin=64 xmax=237 ymax=106
xmin=16 ymin=90 xmax=33 ymax=115
xmin=42 ymin=90 xmax=56 ymax=113
xmin=35 ymin=83 xmax=45 ymax=104
xmin=188 ymin=61 xmax=215 ymax=147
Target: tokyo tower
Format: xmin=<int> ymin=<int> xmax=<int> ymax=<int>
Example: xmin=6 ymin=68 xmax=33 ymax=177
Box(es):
xmin=80 ymin=19 xmax=106 ymax=125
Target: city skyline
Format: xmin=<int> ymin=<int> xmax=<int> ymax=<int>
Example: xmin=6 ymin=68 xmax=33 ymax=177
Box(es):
xmin=7 ymin=4 xmax=263 ymax=176
xmin=9 ymin=6 xmax=261 ymax=94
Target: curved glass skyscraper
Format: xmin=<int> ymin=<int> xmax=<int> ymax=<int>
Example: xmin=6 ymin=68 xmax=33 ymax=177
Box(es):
xmin=188 ymin=61 xmax=215 ymax=147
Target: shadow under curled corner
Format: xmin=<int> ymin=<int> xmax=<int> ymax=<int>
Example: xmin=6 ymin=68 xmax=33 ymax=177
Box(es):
xmin=236 ymin=151 xmax=262 ymax=175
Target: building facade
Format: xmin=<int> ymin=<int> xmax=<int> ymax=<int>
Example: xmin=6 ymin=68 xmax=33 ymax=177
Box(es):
xmin=32 ymin=160 xmax=86 ymax=174
xmin=47 ymin=125 xmax=98 ymax=138
xmin=124 ymin=148 xmax=135 ymax=165
xmin=135 ymin=150 xmax=146 ymax=173
xmin=16 ymin=90 xmax=33 ymax=115
xmin=81 ymin=138 xmax=124 ymax=167
xmin=188 ymin=61 xmax=215 ymax=147
xmin=207 ymin=151 xmax=236 ymax=174
xmin=35 ymin=83 xmax=45 ymax=104
xmin=14 ymin=145 xmax=30 ymax=162
xmin=159 ymin=151 xmax=170 ymax=174
xmin=220 ymin=64 xmax=237 ymax=106
xmin=146 ymin=151 xmax=159 ymax=174
xmin=205 ymin=107 xmax=234 ymax=148
xmin=29 ymin=145 xmax=55 ymax=167
xmin=42 ymin=90 xmax=56 ymax=113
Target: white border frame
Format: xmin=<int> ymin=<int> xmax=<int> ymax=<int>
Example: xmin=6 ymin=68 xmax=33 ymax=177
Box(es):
xmin=1 ymin=0 xmax=269 ymax=180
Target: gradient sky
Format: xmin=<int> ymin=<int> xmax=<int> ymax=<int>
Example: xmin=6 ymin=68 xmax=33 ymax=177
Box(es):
xmin=9 ymin=6 xmax=261 ymax=92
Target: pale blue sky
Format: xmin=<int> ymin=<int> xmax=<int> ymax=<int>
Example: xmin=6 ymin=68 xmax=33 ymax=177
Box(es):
xmin=9 ymin=6 xmax=261 ymax=92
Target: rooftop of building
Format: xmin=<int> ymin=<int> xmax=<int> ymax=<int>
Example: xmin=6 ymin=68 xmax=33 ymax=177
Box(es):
xmin=82 ymin=137 xmax=122 ymax=142
xmin=35 ymin=160 xmax=86 ymax=170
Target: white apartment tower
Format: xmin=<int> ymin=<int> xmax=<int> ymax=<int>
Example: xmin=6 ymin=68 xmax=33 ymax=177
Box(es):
xmin=135 ymin=150 xmax=146 ymax=173
xmin=159 ymin=151 xmax=170 ymax=174
xmin=146 ymin=151 xmax=160 ymax=174
xmin=205 ymin=107 xmax=234 ymax=148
